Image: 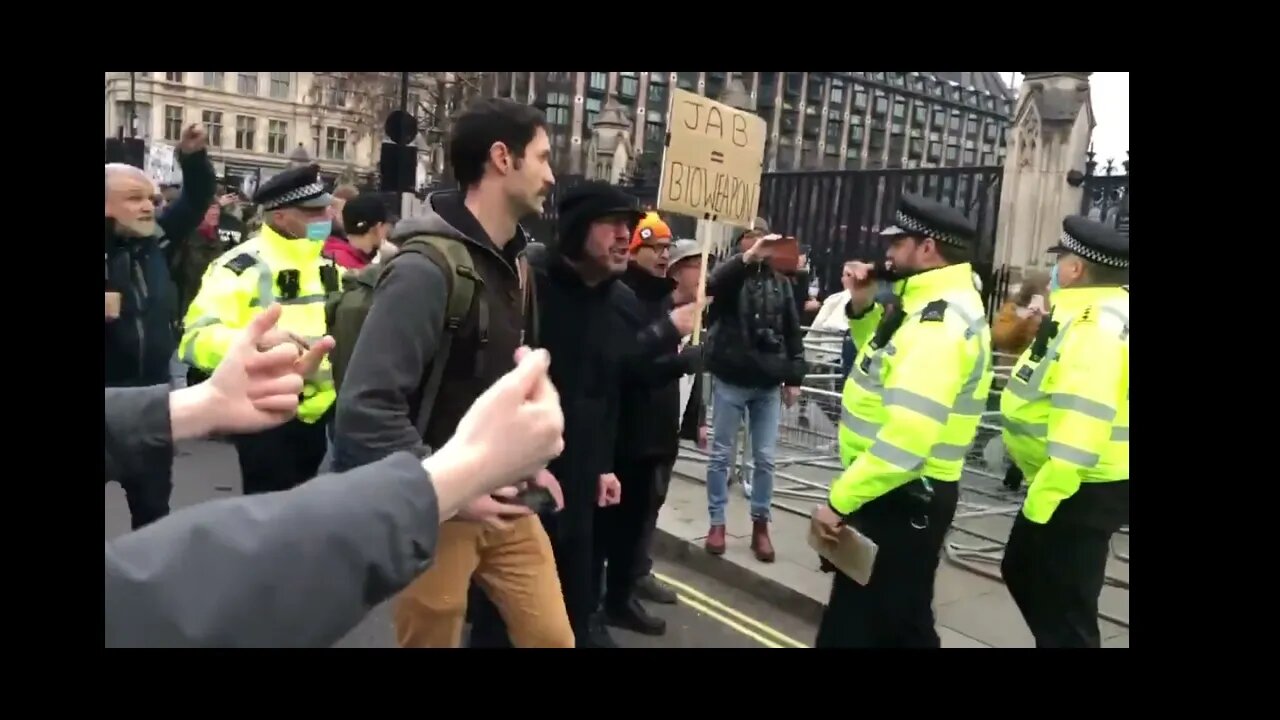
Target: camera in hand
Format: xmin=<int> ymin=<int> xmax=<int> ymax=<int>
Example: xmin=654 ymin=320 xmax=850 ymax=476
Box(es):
xmin=753 ymin=327 xmax=784 ymax=352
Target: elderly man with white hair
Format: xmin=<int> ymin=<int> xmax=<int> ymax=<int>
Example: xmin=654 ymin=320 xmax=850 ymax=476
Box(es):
xmin=105 ymin=123 xmax=215 ymax=530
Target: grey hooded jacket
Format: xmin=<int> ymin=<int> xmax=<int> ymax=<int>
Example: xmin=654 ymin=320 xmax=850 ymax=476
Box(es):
xmin=104 ymin=385 xmax=441 ymax=648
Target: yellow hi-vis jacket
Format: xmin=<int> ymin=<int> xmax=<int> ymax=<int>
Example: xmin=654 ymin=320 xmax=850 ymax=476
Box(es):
xmin=1000 ymin=286 xmax=1129 ymax=524
xmin=830 ymin=262 xmax=994 ymax=516
xmin=179 ymin=224 xmax=336 ymax=424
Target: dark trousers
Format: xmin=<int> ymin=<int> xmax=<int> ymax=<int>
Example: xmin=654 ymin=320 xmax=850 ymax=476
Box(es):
xmin=636 ymin=461 xmax=673 ymax=579
xmin=116 ymin=464 xmax=172 ymax=530
xmin=232 ymin=408 xmax=332 ymax=495
xmin=1001 ymin=512 xmax=1113 ymax=648
xmin=107 ymin=374 xmax=172 ymax=529
xmin=594 ymin=458 xmax=672 ymax=609
xmin=545 ymin=506 xmax=598 ymax=643
xmin=815 ymin=479 xmax=959 ymax=648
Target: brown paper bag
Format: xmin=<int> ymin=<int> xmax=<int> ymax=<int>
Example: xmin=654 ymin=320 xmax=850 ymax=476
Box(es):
xmin=808 ymin=508 xmax=879 ymax=586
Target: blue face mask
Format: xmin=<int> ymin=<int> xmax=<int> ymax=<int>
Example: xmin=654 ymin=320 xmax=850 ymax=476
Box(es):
xmin=305 ymin=220 xmax=333 ymax=241
xmin=1049 ymin=264 xmax=1060 ymax=293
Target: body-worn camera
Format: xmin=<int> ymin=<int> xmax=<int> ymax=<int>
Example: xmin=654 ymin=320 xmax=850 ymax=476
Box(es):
xmin=319 ymin=265 xmax=339 ymax=294
xmin=276 ymin=269 xmax=301 ymax=300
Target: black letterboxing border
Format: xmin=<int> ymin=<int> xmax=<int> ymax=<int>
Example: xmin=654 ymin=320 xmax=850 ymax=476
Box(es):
xmin=61 ymin=56 xmax=1219 ymax=677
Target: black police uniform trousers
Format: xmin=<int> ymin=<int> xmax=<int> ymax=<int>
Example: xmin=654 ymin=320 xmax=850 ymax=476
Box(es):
xmin=1000 ymin=482 xmax=1128 ymax=648
xmin=815 ymin=479 xmax=959 ymax=648
xmin=232 ymin=406 xmax=333 ymax=495
xmin=594 ymin=458 xmax=673 ymax=609
xmin=107 ymin=373 xmax=174 ymax=530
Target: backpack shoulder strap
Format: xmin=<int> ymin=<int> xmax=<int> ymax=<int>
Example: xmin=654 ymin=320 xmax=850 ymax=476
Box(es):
xmin=396 ymin=235 xmax=484 ymax=441
xmin=517 ymin=251 xmax=539 ymax=347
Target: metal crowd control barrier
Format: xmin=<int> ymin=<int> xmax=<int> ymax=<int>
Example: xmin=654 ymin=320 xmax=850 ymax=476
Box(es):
xmin=675 ymin=332 xmax=1130 ymax=630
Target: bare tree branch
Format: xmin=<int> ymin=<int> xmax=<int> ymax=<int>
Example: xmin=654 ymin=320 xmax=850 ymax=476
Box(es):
xmin=306 ymin=72 xmax=471 ymax=152
xmin=304 ymin=72 xmax=489 ymax=185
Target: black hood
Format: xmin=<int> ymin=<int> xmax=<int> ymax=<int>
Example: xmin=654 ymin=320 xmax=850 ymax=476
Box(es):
xmin=623 ymin=263 xmax=675 ymax=300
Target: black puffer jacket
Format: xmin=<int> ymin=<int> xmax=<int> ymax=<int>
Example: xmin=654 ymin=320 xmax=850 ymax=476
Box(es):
xmin=703 ymin=253 xmax=806 ymax=389
xmin=615 ymin=264 xmax=702 ymax=464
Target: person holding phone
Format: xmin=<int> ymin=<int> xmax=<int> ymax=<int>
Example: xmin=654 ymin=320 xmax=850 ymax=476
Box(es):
xmin=811 ymin=194 xmax=993 ymax=648
xmin=700 ymin=219 xmax=807 ymax=563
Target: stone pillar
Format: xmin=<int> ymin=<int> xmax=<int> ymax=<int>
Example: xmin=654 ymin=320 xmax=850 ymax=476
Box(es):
xmin=992 ymin=73 xmax=1095 ymax=276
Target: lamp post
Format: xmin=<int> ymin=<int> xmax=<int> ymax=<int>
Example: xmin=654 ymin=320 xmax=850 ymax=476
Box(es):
xmin=128 ymin=72 xmax=137 ymax=138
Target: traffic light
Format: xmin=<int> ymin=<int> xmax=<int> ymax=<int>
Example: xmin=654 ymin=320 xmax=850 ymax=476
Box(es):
xmin=379 ymin=109 xmax=420 ymax=193
xmin=105 ymin=137 xmax=145 ymax=170
xmin=379 ymin=142 xmax=417 ymax=193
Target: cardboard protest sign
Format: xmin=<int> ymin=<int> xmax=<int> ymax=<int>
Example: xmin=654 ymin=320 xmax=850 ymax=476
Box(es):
xmin=146 ymin=142 xmax=182 ymax=186
xmin=658 ymin=88 xmax=767 ymax=231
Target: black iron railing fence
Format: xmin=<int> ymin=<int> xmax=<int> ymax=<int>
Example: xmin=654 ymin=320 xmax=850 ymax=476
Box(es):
xmin=506 ymin=165 xmax=1002 ymax=295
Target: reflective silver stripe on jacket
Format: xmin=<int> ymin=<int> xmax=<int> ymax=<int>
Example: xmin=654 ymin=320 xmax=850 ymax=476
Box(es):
xmin=250 ymin=293 xmax=326 ymax=308
xmin=1002 ymin=417 xmax=1128 ymax=442
xmin=843 ymin=297 xmax=991 ymax=463
xmin=180 ymin=316 xmax=222 ymax=366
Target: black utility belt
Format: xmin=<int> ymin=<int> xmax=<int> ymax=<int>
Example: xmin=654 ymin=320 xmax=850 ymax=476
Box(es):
xmin=856 ymin=477 xmax=950 ymax=522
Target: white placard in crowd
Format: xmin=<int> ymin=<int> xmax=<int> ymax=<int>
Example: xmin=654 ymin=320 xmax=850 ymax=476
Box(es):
xmin=146 ymin=142 xmax=182 ymax=186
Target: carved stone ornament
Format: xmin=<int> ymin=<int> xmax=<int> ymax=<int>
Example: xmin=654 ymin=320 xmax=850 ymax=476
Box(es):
xmin=1018 ymin=114 xmax=1040 ymax=168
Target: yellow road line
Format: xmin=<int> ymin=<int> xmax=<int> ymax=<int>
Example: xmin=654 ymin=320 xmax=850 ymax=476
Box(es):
xmin=675 ymin=593 xmax=786 ymax=648
xmin=654 ymin=571 xmax=810 ymax=649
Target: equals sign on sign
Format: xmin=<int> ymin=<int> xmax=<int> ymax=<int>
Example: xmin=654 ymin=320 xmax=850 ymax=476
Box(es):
xmin=710 ymin=151 xmax=725 ymax=164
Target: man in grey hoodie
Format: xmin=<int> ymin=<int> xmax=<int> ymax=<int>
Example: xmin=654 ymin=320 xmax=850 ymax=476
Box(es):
xmin=330 ymin=97 xmax=573 ymax=647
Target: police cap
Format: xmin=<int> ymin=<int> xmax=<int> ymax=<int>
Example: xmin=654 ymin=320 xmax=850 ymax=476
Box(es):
xmin=1050 ymin=215 xmax=1129 ymax=268
xmin=254 ymin=163 xmax=333 ymax=211
xmin=879 ymin=194 xmax=977 ymax=248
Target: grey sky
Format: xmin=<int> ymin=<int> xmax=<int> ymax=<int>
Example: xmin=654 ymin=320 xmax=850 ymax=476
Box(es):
xmin=1003 ymin=72 xmax=1129 ymax=166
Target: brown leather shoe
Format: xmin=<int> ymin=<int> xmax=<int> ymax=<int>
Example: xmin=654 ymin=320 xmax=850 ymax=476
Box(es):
xmin=705 ymin=524 xmax=727 ymax=555
xmin=751 ymin=519 xmax=776 ymax=563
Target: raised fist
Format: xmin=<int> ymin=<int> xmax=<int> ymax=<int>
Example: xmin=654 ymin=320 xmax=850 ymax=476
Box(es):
xmin=179 ymin=123 xmax=209 ymax=155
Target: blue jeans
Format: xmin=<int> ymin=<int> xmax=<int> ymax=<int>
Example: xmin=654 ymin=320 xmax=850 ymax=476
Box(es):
xmin=706 ymin=377 xmax=781 ymax=524
xmin=840 ymin=337 xmax=856 ymax=379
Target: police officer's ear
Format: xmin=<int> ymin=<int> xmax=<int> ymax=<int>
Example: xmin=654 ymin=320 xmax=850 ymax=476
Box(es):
xmin=1062 ymin=255 xmax=1087 ymax=285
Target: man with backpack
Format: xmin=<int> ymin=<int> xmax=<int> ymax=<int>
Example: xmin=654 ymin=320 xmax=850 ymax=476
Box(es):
xmin=329 ymin=97 xmax=573 ymax=648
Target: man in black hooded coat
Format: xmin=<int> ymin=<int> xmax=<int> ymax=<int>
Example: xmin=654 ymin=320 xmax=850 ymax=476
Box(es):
xmin=469 ymin=181 xmax=699 ymax=648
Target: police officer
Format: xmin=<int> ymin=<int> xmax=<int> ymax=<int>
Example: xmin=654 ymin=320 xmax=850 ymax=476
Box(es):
xmin=812 ymin=194 xmax=994 ymax=648
xmin=999 ymin=216 xmax=1129 ymax=648
xmin=179 ymin=164 xmax=340 ymax=494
